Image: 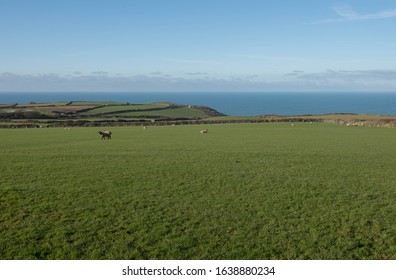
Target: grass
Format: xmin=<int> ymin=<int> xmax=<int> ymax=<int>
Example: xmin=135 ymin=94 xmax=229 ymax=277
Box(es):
xmin=115 ymin=107 xmax=210 ymax=118
xmin=206 ymin=116 xmax=262 ymax=121
xmin=289 ymin=114 xmax=396 ymax=120
xmin=69 ymin=101 xmax=128 ymax=106
xmin=14 ymin=102 xmax=71 ymax=107
xmin=78 ymin=103 xmax=170 ymax=115
xmin=1 ymin=123 xmax=395 ymax=259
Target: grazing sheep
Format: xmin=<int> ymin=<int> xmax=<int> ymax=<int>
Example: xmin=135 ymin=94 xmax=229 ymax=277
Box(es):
xmin=143 ymin=126 xmax=147 ymax=129
xmin=200 ymin=129 xmax=208 ymax=133
xmin=98 ymin=131 xmax=112 ymax=140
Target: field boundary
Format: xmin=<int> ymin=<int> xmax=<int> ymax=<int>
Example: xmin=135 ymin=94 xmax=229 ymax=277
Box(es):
xmin=0 ymin=117 xmax=322 ymax=128
xmin=2 ymin=100 xmax=396 ymax=128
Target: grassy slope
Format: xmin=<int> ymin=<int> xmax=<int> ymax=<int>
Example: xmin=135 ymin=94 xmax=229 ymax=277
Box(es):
xmin=289 ymin=114 xmax=396 ymax=120
xmin=14 ymin=102 xmax=71 ymax=107
xmin=77 ymin=103 xmax=170 ymax=115
xmin=0 ymin=102 xmax=212 ymax=124
xmin=115 ymin=107 xmax=209 ymax=118
xmin=4 ymin=101 xmax=396 ymax=125
xmin=1 ymin=123 xmax=395 ymax=259
xmin=69 ymin=101 xmax=128 ymax=106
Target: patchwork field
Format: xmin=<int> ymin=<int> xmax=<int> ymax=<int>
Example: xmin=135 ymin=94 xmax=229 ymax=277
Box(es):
xmin=0 ymin=101 xmax=221 ymax=124
xmin=0 ymin=123 xmax=395 ymax=259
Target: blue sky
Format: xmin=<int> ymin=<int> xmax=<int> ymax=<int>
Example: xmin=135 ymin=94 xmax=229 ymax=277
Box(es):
xmin=1 ymin=0 xmax=396 ymax=92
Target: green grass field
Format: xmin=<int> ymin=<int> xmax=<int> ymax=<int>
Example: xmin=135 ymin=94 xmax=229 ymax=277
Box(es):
xmin=1 ymin=123 xmax=395 ymax=259
xmin=115 ymin=107 xmax=210 ymax=118
xmin=77 ymin=103 xmax=170 ymax=115
xmin=14 ymin=102 xmax=71 ymax=107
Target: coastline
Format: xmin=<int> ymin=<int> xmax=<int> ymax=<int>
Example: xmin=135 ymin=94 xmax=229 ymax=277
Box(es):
xmin=2 ymin=92 xmax=396 ymax=116
xmin=2 ymin=100 xmax=396 ymax=129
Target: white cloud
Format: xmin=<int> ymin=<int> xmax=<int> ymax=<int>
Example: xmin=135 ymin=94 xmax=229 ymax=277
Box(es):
xmin=288 ymin=69 xmax=396 ymax=88
xmin=91 ymin=71 xmax=108 ymax=75
xmin=332 ymin=4 xmax=359 ymax=20
xmin=185 ymin=72 xmax=207 ymax=75
xmin=311 ymin=4 xmax=396 ymax=24
xmin=1 ymin=70 xmax=396 ymax=92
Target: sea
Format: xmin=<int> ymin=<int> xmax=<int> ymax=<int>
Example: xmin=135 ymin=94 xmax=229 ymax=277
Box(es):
xmin=1 ymin=92 xmax=396 ymax=116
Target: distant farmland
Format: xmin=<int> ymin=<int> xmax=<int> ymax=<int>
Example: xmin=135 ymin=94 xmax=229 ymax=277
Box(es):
xmin=0 ymin=101 xmax=224 ymax=128
xmin=1 ymin=123 xmax=395 ymax=259
xmin=2 ymin=101 xmax=396 ymax=129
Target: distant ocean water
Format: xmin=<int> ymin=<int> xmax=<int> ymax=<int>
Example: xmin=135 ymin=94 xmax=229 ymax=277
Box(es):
xmin=1 ymin=92 xmax=396 ymax=116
